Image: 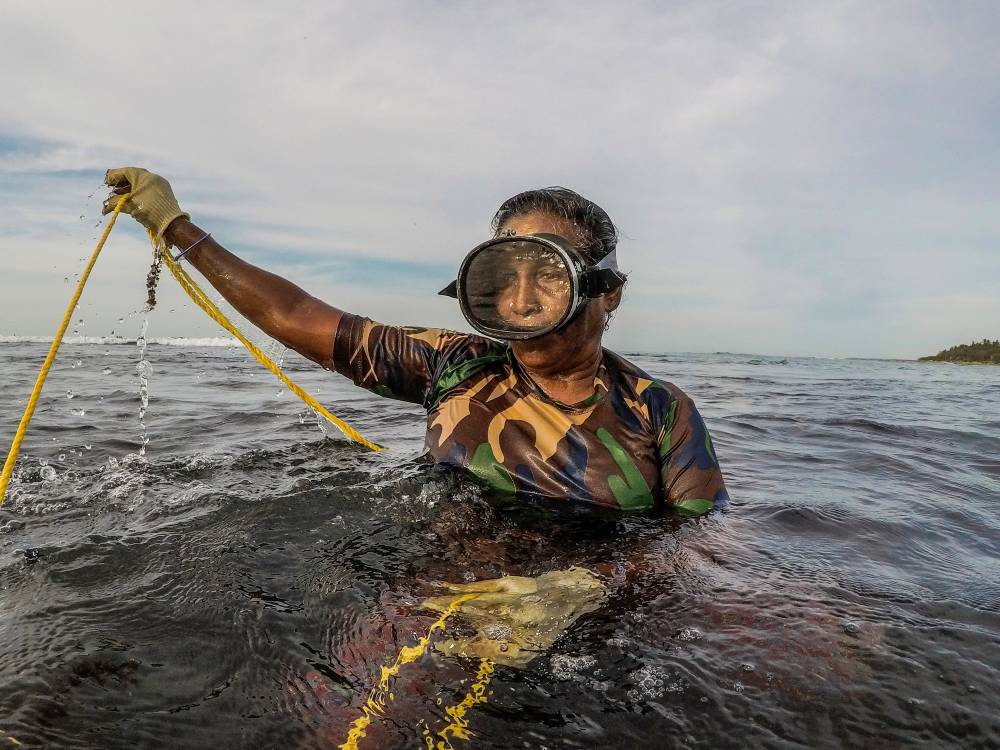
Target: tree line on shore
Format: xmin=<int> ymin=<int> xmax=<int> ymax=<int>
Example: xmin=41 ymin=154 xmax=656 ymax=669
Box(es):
xmin=919 ymin=339 xmax=1000 ymax=363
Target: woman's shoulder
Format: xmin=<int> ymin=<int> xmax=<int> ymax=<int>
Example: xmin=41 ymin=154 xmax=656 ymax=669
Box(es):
xmin=601 ymin=349 xmax=692 ymax=404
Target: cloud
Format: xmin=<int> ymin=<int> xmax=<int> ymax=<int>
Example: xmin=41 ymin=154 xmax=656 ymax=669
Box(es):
xmin=0 ymin=1 xmax=997 ymax=357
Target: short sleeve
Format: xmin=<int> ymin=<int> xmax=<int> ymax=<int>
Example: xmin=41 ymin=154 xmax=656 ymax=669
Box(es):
xmin=331 ymin=313 xmax=491 ymax=405
xmin=656 ymin=388 xmax=730 ymax=516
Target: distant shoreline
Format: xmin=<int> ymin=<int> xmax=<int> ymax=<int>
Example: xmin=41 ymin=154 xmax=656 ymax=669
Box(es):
xmin=918 ymin=339 xmax=1000 ymax=365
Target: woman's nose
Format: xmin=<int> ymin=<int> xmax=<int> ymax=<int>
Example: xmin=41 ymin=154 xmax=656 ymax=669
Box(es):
xmin=509 ymin=279 xmax=541 ymax=316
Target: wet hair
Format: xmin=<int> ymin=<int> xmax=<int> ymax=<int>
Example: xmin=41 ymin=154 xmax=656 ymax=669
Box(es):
xmin=491 ymin=187 xmax=619 ymax=266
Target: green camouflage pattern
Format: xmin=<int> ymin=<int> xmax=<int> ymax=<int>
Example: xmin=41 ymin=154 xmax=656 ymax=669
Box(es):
xmin=333 ymin=315 xmax=730 ymax=513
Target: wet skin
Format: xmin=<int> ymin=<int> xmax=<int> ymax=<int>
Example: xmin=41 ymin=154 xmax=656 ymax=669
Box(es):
xmin=491 ymin=250 xmax=571 ymax=332
xmin=495 ymin=212 xmax=623 ymax=405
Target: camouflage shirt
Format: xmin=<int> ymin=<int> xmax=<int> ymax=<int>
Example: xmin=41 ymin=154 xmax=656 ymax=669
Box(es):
xmin=332 ymin=314 xmax=730 ymax=515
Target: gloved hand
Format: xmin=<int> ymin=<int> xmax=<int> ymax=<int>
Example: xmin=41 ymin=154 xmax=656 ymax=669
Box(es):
xmin=421 ymin=567 xmax=607 ymax=668
xmin=102 ymin=167 xmax=189 ymax=242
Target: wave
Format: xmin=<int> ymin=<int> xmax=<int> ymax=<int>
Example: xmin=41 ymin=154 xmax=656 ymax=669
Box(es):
xmin=0 ymin=335 xmax=241 ymax=347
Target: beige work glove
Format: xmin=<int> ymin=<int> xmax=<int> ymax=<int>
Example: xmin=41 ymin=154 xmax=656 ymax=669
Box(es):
xmin=421 ymin=567 xmax=607 ymax=668
xmin=102 ymin=167 xmax=189 ymax=242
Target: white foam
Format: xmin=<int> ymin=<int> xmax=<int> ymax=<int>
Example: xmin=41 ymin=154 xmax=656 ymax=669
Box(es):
xmin=0 ymin=335 xmax=240 ymax=347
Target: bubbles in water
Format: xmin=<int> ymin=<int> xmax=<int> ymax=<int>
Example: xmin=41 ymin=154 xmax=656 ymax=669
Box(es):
xmin=57 ymin=453 xmax=66 ymax=462
xmin=84 ymin=444 xmax=92 ymax=451
xmin=627 ymin=665 xmax=686 ymax=702
xmin=102 ymin=367 xmax=112 ymax=376
xmin=71 ymin=408 xmax=86 ymax=417
xmin=66 ymin=390 xmax=76 ymax=399
xmin=678 ymin=627 xmax=703 ymax=641
xmin=550 ymin=653 xmax=597 ymax=681
xmin=40 ymin=466 xmax=57 ymax=481
xmin=484 ymin=623 xmax=512 ymax=641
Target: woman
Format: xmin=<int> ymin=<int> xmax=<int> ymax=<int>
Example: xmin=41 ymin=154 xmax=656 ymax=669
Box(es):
xmin=104 ymin=168 xmax=730 ymax=670
xmin=104 ymin=168 xmax=729 ymax=516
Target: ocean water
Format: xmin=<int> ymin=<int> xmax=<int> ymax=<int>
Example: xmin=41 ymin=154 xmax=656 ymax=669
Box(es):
xmin=0 ymin=340 xmax=998 ymax=749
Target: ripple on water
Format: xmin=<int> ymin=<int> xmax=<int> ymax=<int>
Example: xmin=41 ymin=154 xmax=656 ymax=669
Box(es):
xmin=1 ymin=345 xmax=999 ymax=747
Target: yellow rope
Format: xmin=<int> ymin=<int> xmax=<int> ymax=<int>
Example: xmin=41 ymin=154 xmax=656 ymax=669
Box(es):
xmin=2 ymin=195 xmax=493 ymax=745
xmin=0 ymin=195 xmax=130 ymax=506
xmin=152 ymin=231 xmax=381 ymax=452
xmin=0 ymin=196 xmax=381 ymax=508
xmin=338 ymin=593 xmax=481 ymax=750
xmin=426 ymin=657 xmax=495 ymax=749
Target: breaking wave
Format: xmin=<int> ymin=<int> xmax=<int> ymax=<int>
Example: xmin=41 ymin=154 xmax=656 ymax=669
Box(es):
xmin=0 ymin=335 xmax=240 ymax=347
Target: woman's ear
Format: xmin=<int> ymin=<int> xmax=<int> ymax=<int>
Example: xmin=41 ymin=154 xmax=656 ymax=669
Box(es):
xmin=602 ymin=285 xmax=624 ymax=314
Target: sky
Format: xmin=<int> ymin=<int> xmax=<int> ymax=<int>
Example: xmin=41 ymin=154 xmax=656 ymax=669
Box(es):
xmin=0 ymin=0 xmax=997 ymax=358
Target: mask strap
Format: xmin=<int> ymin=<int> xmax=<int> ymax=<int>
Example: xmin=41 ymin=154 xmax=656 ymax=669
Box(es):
xmin=438 ymin=280 xmax=459 ymax=298
xmin=593 ymin=247 xmax=620 ymax=272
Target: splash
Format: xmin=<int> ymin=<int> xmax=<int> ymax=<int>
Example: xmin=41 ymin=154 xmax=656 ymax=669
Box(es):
xmin=136 ymin=318 xmax=152 ymax=457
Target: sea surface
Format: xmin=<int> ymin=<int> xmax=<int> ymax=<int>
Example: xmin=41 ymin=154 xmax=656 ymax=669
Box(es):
xmin=1 ymin=339 xmax=998 ymax=749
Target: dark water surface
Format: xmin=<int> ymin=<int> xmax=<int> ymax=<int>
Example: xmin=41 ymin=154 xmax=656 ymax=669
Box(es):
xmin=1 ymin=342 xmax=998 ymax=749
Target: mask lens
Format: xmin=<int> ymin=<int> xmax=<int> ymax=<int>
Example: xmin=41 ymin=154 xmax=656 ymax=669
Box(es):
xmin=461 ymin=239 xmax=573 ymax=336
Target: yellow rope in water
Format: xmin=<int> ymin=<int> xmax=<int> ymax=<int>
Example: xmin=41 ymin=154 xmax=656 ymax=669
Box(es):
xmin=151 ymin=232 xmax=381 ymax=452
xmin=426 ymin=657 xmax=495 ymax=749
xmin=2 ymin=195 xmax=488 ymax=745
xmin=0 ymin=195 xmax=130 ymax=506
xmin=339 ymin=593 xmax=481 ymax=750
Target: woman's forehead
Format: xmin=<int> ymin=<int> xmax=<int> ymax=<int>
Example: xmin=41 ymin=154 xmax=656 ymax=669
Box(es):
xmin=497 ymin=211 xmax=582 ymax=243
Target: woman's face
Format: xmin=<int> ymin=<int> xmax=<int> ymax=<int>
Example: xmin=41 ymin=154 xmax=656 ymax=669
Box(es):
xmin=492 ymin=248 xmax=571 ymax=331
xmin=495 ymin=211 xmax=622 ymax=375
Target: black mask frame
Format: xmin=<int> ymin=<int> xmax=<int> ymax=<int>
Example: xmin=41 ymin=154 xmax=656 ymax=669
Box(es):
xmin=438 ymin=233 xmax=625 ymax=340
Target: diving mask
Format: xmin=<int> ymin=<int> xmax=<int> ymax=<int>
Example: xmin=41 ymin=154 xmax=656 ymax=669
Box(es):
xmin=439 ymin=233 xmax=625 ymax=340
